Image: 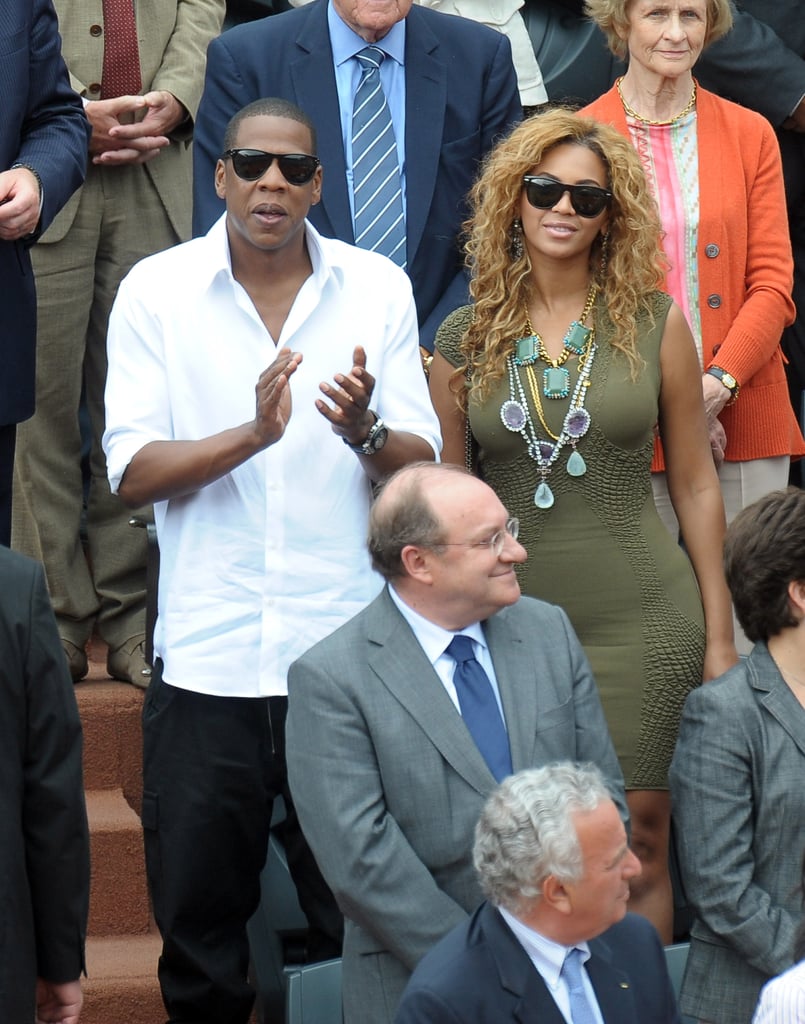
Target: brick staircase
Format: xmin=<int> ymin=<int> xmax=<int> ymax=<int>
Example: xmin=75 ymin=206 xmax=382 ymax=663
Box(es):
xmin=75 ymin=639 xmax=165 ymax=1023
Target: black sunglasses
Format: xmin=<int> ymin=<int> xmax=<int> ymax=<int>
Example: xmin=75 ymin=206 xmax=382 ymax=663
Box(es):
xmin=221 ymin=148 xmax=320 ymax=185
xmin=522 ymin=175 xmax=612 ymax=218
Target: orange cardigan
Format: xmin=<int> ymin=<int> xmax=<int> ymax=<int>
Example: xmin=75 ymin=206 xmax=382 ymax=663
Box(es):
xmin=582 ymin=84 xmax=805 ymax=465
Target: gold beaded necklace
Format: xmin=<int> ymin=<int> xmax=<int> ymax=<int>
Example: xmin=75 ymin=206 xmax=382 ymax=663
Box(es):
xmin=616 ymin=76 xmax=697 ymax=126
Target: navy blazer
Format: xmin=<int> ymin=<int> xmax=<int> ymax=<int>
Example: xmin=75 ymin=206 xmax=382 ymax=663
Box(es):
xmin=192 ymin=0 xmax=521 ymax=348
xmin=0 ymin=0 xmax=89 ymax=426
xmin=0 ymin=548 xmax=89 ymax=1019
xmin=395 ymin=903 xmax=681 ymax=1024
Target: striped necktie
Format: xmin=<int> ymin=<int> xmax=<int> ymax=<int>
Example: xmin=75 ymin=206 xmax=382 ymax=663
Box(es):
xmin=351 ymin=46 xmax=407 ymax=268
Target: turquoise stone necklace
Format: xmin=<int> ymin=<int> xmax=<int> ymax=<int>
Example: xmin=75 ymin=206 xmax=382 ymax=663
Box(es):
xmin=513 ymin=285 xmax=597 ymax=399
xmin=501 ymin=288 xmax=597 ymax=509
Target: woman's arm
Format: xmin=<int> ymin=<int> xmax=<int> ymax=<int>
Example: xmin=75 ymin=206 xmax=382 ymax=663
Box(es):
xmin=659 ymin=303 xmax=738 ymax=679
xmin=429 ymin=351 xmax=468 ymax=468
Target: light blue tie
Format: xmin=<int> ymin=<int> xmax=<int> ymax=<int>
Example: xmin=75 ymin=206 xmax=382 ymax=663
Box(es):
xmin=351 ymin=46 xmax=407 ymax=268
xmin=561 ymin=947 xmax=598 ymax=1024
xmin=446 ymin=635 xmax=512 ymax=782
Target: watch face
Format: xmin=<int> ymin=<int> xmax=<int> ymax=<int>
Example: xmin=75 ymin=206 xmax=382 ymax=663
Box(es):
xmin=370 ymin=424 xmax=389 ymax=451
xmin=722 ymin=372 xmax=737 ymax=390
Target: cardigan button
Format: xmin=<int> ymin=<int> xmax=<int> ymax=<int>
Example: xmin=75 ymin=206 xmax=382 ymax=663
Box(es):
xmin=712 ymin=343 xmax=721 ymax=354
xmin=89 ymin=23 xmax=102 ymax=36
xmin=704 ymin=243 xmax=720 ymax=258
xmin=707 ymin=294 xmax=722 ymax=309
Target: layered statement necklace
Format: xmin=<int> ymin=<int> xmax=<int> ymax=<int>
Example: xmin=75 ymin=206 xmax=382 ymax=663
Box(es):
xmin=500 ymin=285 xmax=597 ymax=510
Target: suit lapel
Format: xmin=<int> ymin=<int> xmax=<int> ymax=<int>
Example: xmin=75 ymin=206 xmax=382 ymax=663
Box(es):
xmin=484 ymin=609 xmax=540 ymax=773
xmin=480 ymin=904 xmax=566 ymax=1024
xmin=366 ymin=589 xmax=496 ymax=796
xmin=586 ymin=934 xmax=638 ymax=1023
xmin=290 ymin=4 xmax=354 ymax=242
xmin=402 ymin=9 xmax=445 ymax=267
xmin=750 ymin=644 xmax=805 ymax=758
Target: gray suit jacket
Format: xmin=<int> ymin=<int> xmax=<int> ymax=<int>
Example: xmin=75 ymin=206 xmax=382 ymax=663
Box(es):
xmin=669 ymin=642 xmax=805 ymax=1024
xmin=286 ymin=587 xmax=626 ymax=1024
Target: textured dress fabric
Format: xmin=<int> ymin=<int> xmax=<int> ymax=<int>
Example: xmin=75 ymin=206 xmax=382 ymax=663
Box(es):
xmin=436 ymin=293 xmax=705 ymax=788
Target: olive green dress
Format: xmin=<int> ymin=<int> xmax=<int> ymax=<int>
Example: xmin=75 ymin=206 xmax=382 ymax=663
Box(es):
xmin=436 ymin=293 xmax=704 ymax=788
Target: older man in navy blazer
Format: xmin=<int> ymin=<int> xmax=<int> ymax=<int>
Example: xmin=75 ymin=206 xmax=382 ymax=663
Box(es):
xmin=0 ymin=0 xmax=89 ymax=546
xmin=395 ymin=764 xmax=680 ymax=1024
xmin=192 ymin=0 xmax=521 ymax=352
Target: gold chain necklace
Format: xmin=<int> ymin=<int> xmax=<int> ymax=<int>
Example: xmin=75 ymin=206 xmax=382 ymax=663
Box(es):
xmin=525 ymin=331 xmax=595 ymax=440
xmin=616 ymin=76 xmax=697 ymax=126
xmin=520 ymin=285 xmax=597 ymax=399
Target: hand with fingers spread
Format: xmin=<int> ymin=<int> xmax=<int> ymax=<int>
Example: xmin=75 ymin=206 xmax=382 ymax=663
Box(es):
xmin=316 ymin=345 xmax=376 ymax=445
xmin=254 ymin=347 xmax=303 ymax=449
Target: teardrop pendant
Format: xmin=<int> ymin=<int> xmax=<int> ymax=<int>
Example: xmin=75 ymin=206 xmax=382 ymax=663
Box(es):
xmin=567 ymin=449 xmax=587 ymax=477
xmin=534 ymin=480 xmax=555 ymax=509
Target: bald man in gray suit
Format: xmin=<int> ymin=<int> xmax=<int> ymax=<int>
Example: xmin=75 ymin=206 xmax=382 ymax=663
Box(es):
xmin=286 ymin=462 xmax=626 ymax=1024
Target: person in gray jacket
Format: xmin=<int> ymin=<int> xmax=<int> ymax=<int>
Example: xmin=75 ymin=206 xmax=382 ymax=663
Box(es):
xmin=670 ymin=486 xmax=805 ymax=1023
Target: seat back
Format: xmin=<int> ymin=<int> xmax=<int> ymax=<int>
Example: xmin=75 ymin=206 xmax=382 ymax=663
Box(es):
xmin=285 ymin=958 xmax=343 ymax=1024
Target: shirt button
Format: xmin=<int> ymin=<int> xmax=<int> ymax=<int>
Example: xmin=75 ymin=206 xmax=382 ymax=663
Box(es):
xmin=89 ymin=23 xmax=103 ymax=36
xmin=704 ymin=243 xmax=720 ymax=258
xmin=707 ymin=294 xmax=722 ymax=309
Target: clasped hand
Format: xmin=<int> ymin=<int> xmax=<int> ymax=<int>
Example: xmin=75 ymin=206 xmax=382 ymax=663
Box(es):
xmin=89 ymin=90 xmax=186 ymax=165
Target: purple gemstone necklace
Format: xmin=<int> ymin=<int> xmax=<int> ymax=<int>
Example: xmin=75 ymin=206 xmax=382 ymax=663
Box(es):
xmin=501 ymin=312 xmax=596 ymax=510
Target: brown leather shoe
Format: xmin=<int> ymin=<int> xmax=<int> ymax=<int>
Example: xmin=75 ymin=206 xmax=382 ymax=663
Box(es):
xmin=107 ymin=634 xmax=152 ymax=689
xmin=62 ymin=639 xmax=88 ymax=683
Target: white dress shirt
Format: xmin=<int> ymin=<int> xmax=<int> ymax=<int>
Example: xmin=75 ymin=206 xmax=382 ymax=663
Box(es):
xmin=104 ymin=216 xmax=441 ymax=697
xmin=753 ymin=961 xmax=805 ymax=1024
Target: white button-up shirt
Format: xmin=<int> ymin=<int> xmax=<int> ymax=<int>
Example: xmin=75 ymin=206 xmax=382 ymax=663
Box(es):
xmin=104 ymin=217 xmax=441 ymax=697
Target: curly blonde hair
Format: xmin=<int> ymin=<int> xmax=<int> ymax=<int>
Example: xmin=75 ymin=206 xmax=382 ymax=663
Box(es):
xmin=458 ymin=109 xmax=667 ymax=409
xmin=584 ymin=0 xmax=733 ymax=61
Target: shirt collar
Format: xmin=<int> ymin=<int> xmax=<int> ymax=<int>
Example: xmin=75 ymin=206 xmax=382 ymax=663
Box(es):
xmin=387 ymin=584 xmax=487 ymax=667
xmin=498 ymin=906 xmax=591 ymax=990
xmin=201 ymin=214 xmax=344 ymax=295
xmin=328 ymin=0 xmax=406 ymax=67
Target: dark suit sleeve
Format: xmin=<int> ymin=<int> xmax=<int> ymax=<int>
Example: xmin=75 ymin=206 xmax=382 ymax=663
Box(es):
xmin=695 ymin=2 xmax=805 ymax=126
xmin=15 ymin=0 xmax=90 ymax=237
xmin=418 ymin=30 xmax=521 ymax=352
xmin=394 ymin=987 xmax=465 ymax=1024
xmin=192 ymin=32 xmax=249 ymax=234
xmin=23 ymin=561 xmax=90 ymax=983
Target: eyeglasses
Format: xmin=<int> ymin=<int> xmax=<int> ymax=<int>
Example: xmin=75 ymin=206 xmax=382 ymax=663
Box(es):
xmin=440 ymin=518 xmax=520 ymax=558
xmin=221 ymin=149 xmax=320 ymax=185
xmin=522 ymin=176 xmax=612 ymax=218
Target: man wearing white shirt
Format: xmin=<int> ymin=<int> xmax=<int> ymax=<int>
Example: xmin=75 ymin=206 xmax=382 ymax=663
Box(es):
xmin=395 ymin=763 xmax=680 ymax=1024
xmin=285 ymin=463 xmax=626 ymax=1024
xmin=102 ymin=97 xmax=439 ymax=1024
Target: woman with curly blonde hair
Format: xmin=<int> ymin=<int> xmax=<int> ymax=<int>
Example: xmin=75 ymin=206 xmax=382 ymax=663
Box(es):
xmin=429 ymin=109 xmax=737 ymax=941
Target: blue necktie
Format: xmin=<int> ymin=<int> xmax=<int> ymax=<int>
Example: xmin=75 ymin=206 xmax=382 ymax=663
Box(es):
xmin=561 ymin=948 xmax=599 ymax=1024
xmin=351 ymin=46 xmax=407 ymax=268
xmin=446 ymin=635 xmax=512 ymax=782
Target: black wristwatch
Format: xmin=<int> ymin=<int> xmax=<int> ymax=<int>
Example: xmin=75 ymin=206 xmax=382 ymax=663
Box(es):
xmin=343 ymin=413 xmax=389 ymax=455
xmin=706 ymin=366 xmax=740 ymax=404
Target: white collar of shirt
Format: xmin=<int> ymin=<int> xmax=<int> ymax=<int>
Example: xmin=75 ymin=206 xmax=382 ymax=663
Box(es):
xmin=203 ymin=213 xmax=344 ymax=300
xmin=498 ymin=907 xmax=601 ymax=1024
xmin=387 ymin=583 xmax=487 ymax=666
xmin=387 ymin=584 xmax=507 ymax=718
xmin=328 ymin=0 xmax=406 ymax=67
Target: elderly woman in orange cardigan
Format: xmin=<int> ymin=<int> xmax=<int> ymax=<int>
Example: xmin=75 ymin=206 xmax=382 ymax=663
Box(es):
xmin=582 ymin=0 xmax=805 ymax=651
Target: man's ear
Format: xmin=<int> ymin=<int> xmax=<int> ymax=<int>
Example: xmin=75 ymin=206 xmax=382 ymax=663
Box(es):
xmin=399 ymin=544 xmax=434 ymax=585
xmin=542 ymin=873 xmax=573 ymax=916
xmin=214 ymin=159 xmax=227 ymax=200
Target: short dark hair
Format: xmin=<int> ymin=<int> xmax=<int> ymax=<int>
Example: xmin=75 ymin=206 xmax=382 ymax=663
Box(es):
xmin=367 ymin=462 xmax=470 ymax=581
xmin=222 ymin=97 xmax=317 ymax=155
xmin=724 ymin=488 xmax=805 ymax=643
